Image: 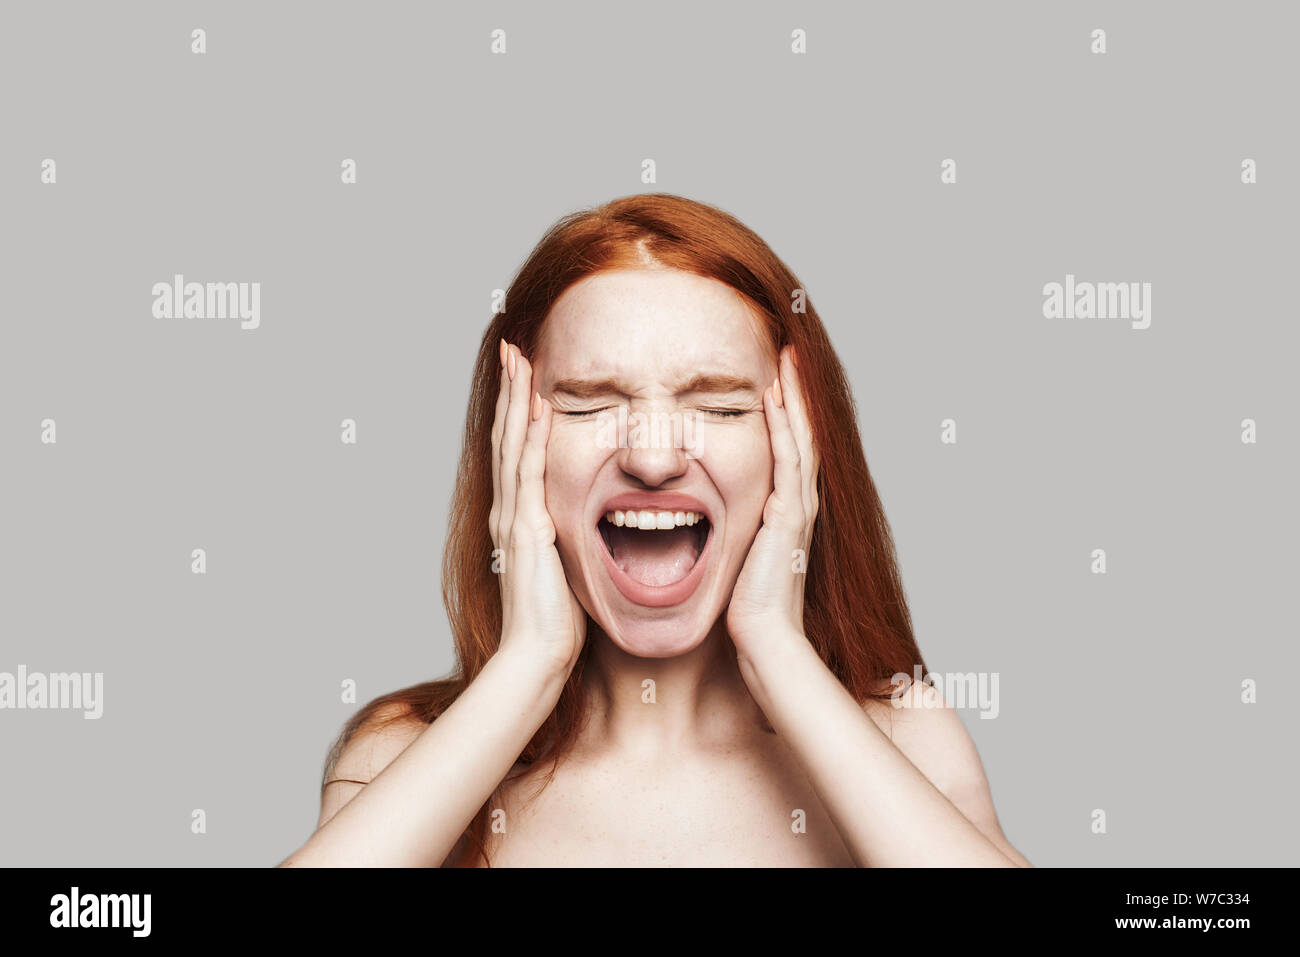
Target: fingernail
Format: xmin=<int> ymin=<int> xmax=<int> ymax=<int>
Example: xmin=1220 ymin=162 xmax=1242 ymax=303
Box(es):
xmin=773 ymin=376 xmax=784 ymax=408
xmin=499 ymin=338 xmax=507 ymax=368
xmin=507 ymin=346 xmax=517 ymax=381
xmin=531 ymin=391 xmax=543 ymax=421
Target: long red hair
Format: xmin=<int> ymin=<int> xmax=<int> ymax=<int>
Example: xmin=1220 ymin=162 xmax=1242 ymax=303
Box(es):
xmin=322 ymin=193 xmax=928 ymax=866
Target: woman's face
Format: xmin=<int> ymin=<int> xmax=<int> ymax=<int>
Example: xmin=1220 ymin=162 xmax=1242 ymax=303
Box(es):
xmin=530 ymin=267 xmax=779 ymax=658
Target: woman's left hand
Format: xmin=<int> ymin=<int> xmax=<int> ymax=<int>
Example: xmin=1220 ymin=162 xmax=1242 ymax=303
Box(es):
xmin=726 ymin=345 xmax=821 ymax=659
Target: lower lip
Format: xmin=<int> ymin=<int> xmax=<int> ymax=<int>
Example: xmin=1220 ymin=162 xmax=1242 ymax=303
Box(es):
xmin=595 ymin=520 xmax=714 ymax=608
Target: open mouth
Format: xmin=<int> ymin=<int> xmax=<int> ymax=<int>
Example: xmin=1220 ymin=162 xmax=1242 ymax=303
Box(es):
xmin=597 ymin=509 xmax=710 ymax=588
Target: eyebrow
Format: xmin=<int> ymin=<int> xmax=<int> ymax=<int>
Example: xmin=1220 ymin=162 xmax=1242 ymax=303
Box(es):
xmin=550 ymin=373 xmax=760 ymax=399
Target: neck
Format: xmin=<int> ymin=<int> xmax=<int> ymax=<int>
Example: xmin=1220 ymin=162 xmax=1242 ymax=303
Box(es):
xmin=579 ymin=617 xmax=766 ymax=757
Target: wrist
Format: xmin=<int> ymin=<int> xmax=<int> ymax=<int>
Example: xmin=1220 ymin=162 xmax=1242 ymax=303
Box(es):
xmin=490 ymin=642 xmax=574 ymax=693
xmin=734 ymin=626 xmax=815 ymax=693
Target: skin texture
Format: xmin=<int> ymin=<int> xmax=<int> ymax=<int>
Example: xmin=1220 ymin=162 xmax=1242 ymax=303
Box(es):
xmin=281 ymin=266 xmax=1032 ymax=867
xmin=532 ymin=266 xmax=778 ymax=660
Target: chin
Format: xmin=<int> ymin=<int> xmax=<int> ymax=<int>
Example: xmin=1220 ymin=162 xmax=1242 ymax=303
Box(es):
xmin=598 ymin=615 xmax=714 ymax=659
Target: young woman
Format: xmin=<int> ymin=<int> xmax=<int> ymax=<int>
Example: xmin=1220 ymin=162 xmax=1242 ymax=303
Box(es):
xmin=281 ymin=194 xmax=1031 ymax=867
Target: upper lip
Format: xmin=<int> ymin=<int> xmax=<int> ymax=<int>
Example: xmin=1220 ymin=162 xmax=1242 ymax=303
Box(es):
xmin=597 ymin=493 xmax=712 ymax=525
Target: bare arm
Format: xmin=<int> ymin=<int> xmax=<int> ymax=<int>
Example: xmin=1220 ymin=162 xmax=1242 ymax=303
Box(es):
xmin=729 ymin=347 xmax=1029 ymax=867
xmin=281 ymin=340 xmax=586 ymax=867
xmin=740 ymin=638 xmax=1030 ymax=867
xmin=280 ymin=649 xmax=566 ymax=867
xmin=865 ymin=679 xmax=1032 ymax=867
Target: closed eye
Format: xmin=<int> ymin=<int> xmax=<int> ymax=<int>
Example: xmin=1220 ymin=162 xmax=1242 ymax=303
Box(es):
xmin=558 ymin=407 xmax=748 ymax=418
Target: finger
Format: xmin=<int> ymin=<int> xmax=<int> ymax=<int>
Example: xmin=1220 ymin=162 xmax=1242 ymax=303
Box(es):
xmin=497 ymin=343 xmax=532 ymax=547
xmin=514 ymin=390 xmax=555 ymax=547
xmin=489 ymin=339 xmax=511 ymax=548
xmin=779 ymin=346 xmax=820 ymax=526
xmin=763 ymin=380 xmax=805 ymax=534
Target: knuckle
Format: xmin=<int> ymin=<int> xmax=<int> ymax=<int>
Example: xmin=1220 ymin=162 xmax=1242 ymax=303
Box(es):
xmin=769 ymin=496 xmax=804 ymax=528
xmin=506 ymin=521 xmax=534 ymax=550
xmin=524 ymin=517 xmax=554 ymax=543
xmin=517 ymin=456 xmax=540 ymax=483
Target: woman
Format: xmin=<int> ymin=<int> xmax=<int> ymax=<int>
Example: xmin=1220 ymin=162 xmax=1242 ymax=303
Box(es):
xmin=281 ymin=194 xmax=1031 ymax=867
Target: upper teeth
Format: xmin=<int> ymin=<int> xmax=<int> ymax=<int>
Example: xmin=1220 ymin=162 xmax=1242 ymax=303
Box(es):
xmin=605 ymin=510 xmax=704 ymax=529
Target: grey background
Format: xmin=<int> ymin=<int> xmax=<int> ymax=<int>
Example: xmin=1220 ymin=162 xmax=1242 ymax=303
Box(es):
xmin=1 ymin=0 xmax=1295 ymax=866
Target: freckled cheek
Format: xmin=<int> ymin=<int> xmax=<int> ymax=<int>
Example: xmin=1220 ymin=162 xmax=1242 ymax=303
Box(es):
xmin=693 ymin=426 xmax=773 ymax=530
xmin=540 ymin=427 xmax=604 ymax=547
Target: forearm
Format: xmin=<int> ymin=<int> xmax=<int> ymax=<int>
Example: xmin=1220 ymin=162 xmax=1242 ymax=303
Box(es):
xmin=738 ymin=634 xmax=1017 ymax=867
xmin=282 ymin=648 xmax=567 ymax=867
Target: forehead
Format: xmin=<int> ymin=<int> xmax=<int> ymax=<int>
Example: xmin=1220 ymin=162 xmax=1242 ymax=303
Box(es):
xmin=535 ymin=268 xmax=774 ymax=382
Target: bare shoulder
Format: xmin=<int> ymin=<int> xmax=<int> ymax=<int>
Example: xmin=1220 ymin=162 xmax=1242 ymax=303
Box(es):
xmin=860 ymin=677 xmax=959 ymax=750
xmin=317 ymin=703 xmax=429 ymax=828
xmin=861 ymin=677 xmax=1031 ymax=866
xmin=860 ymin=678 xmax=973 ymax=794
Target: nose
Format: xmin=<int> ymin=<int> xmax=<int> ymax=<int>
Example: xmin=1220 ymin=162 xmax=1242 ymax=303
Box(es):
xmin=615 ymin=408 xmax=690 ymax=487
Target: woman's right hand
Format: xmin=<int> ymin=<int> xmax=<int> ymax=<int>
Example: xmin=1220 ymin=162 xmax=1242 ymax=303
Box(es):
xmin=490 ymin=339 xmax=588 ymax=676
